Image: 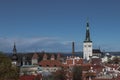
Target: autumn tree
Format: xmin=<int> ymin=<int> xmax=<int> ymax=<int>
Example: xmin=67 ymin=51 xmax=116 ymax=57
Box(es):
xmin=0 ymin=52 xmax=19 ymax=80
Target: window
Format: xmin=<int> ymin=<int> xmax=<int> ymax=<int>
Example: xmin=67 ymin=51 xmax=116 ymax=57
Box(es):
xmin=88 ymin=45 xmax=91 ymax=47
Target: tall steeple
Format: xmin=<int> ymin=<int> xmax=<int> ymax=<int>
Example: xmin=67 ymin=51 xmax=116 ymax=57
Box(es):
xmin=12 ymin=42 xmax=18 ymax=66
xmin=84 ymin=20 xmax=92 ymax=42
xmin=13 ymin=42 xmax=17 ymax=54
xmin=83 ymin=19 xmax=93 ymax=60
xmin=72 ymin=42 xmax=75 ymax=57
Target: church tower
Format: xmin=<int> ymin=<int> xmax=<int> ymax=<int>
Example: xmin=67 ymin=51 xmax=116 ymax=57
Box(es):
xmin=83 ymin=20 xmax=92 ymax=60
xmin=11 ymin=42 xmax=18 ymax=66
xmin=72 ymin=42 xmax=75 ymax=57
xmin=13 ymin=42 xmax=17 ymax=54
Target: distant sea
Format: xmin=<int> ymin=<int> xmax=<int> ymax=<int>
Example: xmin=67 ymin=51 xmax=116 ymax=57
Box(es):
xmin=4 ymin=51 xmax=120 ymax=58
xmin=62 ymin=52 xmax=120 ymax=57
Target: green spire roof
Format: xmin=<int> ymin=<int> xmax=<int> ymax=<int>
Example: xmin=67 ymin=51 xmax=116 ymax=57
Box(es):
xmin=84 ymin=21 xmax=92 ymax=42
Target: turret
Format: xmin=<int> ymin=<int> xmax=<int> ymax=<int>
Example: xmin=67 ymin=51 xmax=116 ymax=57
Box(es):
xmin=57 ymin=53 xmax=61 ymax=60
xmin=43 ymin=54 xmax=47 ymax=60
xmin=51 ymin=54 xmax=55 ymax=60
xmin=32 ymin=53 xmax=39 ymax=65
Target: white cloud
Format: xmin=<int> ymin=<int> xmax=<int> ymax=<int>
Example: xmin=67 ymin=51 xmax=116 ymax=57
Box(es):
xmin=0 ymin=37 xmax=75 ymax=52
xmin=0 ymin=37 xmax=119 ymax=53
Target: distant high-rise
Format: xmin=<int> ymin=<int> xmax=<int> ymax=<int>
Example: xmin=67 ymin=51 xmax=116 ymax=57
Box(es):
xmin=83 ymin=20 xmax=92 ymax=60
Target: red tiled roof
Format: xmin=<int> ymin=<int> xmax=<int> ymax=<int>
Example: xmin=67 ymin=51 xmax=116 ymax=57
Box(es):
xmin=68 ymin=59 xmax=83 ymax=64
xmin=92 ymin=64 xmax=104 ymax=73
xmin=39 ymin=60 xmax=62 ymax=67
xmin=83 ymin=72 xmax=96 ymax=77
xmin=19 ymin=74 xmax=42 ymax=80
xmin=91 ymin=58 xmax=102 ymax=64
xmin=82 ymin=64 xmax=91 ymax=71
xmin=105 ymin=64 xmax=119 ymax=69
xmin=19 ymin=75 xmax=35 ymax=80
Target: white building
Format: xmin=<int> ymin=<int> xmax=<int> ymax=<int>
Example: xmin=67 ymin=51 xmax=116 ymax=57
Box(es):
xmin=83 ymin=21 xmax=93 ymax=60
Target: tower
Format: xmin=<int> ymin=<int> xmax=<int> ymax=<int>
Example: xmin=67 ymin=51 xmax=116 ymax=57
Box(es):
xmin=51 ymin=54 xmax=55 ymax=60
xmin=11 ymin=42 xmax=18 ymax=66
xmin=57 ymin=53 xmax=61 ymax=60
xmin=72 ymin=42 xmax=75 ymax=57
xmin=43 ymin=53 xmax=48 ymax=60
xmin=83 ymin=20 xmax=92 ymax=60
xmin=32 ymin=53 xmax=39 ymax=65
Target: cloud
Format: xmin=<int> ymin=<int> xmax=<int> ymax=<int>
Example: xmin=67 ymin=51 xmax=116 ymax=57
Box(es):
xmin=0 ymin=37 xmax=75 ymax=52
xmin=0 ymin=37 xmax=119 ymax=53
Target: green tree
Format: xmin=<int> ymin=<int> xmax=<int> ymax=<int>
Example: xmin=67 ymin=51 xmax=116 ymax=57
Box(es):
xmin=0 ymin=52 xmax=19 ymax=80
xmin=73 ymin=66 xmax=82 ymax=80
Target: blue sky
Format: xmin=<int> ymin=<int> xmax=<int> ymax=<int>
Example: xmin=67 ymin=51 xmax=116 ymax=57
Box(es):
xmin=0 ymin=0 xmax=120 ymax=52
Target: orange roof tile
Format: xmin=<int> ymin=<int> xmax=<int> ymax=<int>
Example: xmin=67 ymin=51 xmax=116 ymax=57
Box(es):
xmin=39 ymin=60 xmax=62 ymax=67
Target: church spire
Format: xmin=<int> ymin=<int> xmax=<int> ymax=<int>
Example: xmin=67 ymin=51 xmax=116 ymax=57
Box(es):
xmin=84 ymin=20 xmax=92 ymax=42
xmin=83 ymin=19 xmax=93 ymax=60
xmin=11 ymin=42 xmax=18 ymax=66
xmin=72 ymin=41 xmax=75 ymax=57
xmin=13 ymin=42 xmax=17 ymax=54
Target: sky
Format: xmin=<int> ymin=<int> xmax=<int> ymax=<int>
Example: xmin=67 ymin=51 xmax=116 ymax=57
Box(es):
xmin=0 ymin=0 xmax=120 ymax=52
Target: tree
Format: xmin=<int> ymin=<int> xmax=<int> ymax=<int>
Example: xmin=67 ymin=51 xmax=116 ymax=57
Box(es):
xmin=0 ymin=52 xmax=19 ymax=80
xmin=72 ymin=65 xmax=82 ymax=80
xmin=53 ymin=68 xmax=66 ymax=80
